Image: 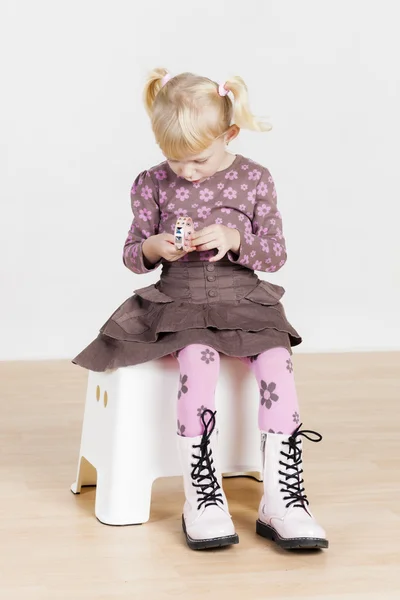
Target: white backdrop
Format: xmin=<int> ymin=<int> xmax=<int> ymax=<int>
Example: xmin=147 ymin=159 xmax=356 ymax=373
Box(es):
xmin=1 ymin=0 xmax=399 ymax=360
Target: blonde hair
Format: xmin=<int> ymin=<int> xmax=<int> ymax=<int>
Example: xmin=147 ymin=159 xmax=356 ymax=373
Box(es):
xmin=143 ymin=67 xmax=271 ymax=160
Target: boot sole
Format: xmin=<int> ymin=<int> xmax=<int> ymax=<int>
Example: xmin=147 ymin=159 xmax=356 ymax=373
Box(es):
xmin=182 ymin=516 xmax=239 ymax=550
xmin=256 ymin=519 xmax=329 ymax=550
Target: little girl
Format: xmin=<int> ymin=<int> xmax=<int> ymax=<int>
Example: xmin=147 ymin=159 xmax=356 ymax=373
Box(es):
xmin=74 ymin=68 xmax=328 ymax=551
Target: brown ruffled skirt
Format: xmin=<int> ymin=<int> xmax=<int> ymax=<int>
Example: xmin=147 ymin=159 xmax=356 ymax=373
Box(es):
xmin=73 ymin=260 xmax=301 ymax=372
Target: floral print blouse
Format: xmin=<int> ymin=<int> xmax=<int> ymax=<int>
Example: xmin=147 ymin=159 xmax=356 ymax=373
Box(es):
xmin=123 ymin=154 xmax=286 ymax=274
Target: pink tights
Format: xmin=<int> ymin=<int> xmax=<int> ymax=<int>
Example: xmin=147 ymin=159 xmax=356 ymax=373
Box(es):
xmin=175 ymin=344 xmax=300 ymax=437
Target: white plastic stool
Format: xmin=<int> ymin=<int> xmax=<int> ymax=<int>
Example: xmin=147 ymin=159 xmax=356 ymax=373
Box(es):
xmin=71 ymin=355 xmax=262 ymax=525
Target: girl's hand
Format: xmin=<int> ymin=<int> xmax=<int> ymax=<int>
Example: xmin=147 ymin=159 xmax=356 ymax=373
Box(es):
xmin=143 ymin=232 xmax=194 ymax=264
xmin=190 ymin=225 xmax=241 ymax=262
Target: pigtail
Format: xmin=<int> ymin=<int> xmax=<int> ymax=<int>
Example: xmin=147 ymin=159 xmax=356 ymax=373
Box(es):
xmin=225 ymin=76 xmax=272 ymax=132
xmin=143 ymin=67 xmax=169 ymax=117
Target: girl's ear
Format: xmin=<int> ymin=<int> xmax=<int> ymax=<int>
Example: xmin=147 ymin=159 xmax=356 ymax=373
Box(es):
xmin=225 ymin=125 xmax=240 ymax=145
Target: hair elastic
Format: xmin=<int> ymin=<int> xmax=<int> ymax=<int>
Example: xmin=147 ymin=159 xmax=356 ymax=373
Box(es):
xmin=218 ymin=82 xmax=229 ymax=97
xmin=161 ymin=73 xmax=173 ymax=87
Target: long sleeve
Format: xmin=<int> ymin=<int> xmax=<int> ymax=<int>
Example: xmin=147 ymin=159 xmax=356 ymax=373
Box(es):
xmin=123 ymin=170 xmax=162 ymax=274
xmin=228 ymin=168 xmax=287 ymax=273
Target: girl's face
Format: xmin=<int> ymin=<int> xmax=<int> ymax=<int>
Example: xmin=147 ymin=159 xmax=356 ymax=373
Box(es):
xmin=166 ymin=126 xmax=239 ymax=183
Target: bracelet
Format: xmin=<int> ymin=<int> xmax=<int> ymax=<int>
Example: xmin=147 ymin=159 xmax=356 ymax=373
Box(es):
xmin=174 ymin=216 xmax=193 ymax=251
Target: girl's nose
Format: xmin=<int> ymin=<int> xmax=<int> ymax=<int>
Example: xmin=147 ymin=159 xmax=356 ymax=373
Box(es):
xmin=181 ymin=165 xmax=194 ymax=180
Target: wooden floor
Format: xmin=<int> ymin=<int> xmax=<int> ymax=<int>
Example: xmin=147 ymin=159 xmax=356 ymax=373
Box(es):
xmin=0 ymin=353 xmax=399 ymax=599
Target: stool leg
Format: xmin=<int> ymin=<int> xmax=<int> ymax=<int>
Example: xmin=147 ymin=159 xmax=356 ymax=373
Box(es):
xmin=71 ymin=456 xmax=97 ymax=494
xmin=94 ymin=471 xmax=154 ymax=526
xmin=223 ymin=470 xmax=263 ymax=482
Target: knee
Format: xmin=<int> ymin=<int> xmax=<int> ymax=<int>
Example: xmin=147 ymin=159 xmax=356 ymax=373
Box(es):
xmin=255 ymin=347 xmax=293 ymax=372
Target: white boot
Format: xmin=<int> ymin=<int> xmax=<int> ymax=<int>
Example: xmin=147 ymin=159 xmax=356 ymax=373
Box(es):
xmin=177 ymin=410 xmax=239 ymax=550
xmin=257 ymin=425 xmax=328 ymax=549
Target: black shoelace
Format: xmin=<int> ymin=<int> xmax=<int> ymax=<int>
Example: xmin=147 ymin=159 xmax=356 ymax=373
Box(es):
xmin=191 ymin=410 xmax=224 ymax=511
xmin=278 ymin=424 xmax=322 ymax=511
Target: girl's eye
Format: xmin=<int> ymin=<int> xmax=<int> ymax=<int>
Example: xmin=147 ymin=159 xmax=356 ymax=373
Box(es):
xmin=195 ymin=159 xmax=208 ymax=164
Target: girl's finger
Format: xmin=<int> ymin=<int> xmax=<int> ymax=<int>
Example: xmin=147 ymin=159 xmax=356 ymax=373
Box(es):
xmin=191 ymin=225 xmax=217 ymax=241
xmin=164 ymin=233 xmax=176 ymax=243
xmin=191 ymin=233 xmax=215 ymax=245
xmin=195 ymin=240 xmax=221 ymax=252
xmin=209 ymin=246 xmax=227 ymax=263
xmin=192 ymin=236 xmax=218 ymax=249
xmin=170 ymin=247 xmax=186 ymax=257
